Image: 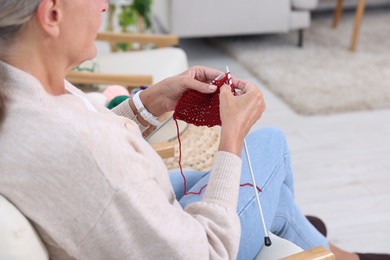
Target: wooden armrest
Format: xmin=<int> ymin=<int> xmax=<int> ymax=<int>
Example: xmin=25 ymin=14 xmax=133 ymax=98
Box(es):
xmin=150 ymin=142 xmax=175 ymax=159
xmin=281 ymin=246 xmax=335 ymax=260
xmin=66 ymin=71 xmax=153 ymax=88
xmin=96 ymin=32 xmax=179 ymax=48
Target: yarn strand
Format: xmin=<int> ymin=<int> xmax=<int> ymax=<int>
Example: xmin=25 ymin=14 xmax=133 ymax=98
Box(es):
xmin=175 ymin=119 xmax=208 ymax=195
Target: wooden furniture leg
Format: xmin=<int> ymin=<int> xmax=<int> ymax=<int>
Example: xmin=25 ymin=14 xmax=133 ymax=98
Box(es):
xmin=350 ymin=0 xmax=366 ymax=51
xmin=332 ymin=0 xmax=344 ymax=28
xmin=298 ymin=29 xmax=304 ymax=48
xmin=332 ymin=0 xmax=367 ymax=52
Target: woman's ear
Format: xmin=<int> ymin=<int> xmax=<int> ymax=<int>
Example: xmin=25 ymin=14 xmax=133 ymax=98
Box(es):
xmin=35 ymin=0 xmax=61 ymax=37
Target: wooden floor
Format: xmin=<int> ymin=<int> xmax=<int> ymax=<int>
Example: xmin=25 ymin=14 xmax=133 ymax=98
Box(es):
xmin=179 ymin=37 xmax=390 ymax=254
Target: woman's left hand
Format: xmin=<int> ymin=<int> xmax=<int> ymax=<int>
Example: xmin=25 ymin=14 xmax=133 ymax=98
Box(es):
xmin=138 ymin=66 xmax=223 ymax=117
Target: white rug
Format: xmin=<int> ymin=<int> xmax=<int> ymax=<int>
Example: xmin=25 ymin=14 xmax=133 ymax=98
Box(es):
xmin=212 ymin=9 xmax=390 ymax=115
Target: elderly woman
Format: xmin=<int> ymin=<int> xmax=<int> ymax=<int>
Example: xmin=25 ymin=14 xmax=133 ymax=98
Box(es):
xmin=0 ymin=1 xmax=388 ymax=260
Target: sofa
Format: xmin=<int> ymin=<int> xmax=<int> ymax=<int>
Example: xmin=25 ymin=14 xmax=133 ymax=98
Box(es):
xmin=152 ymin=0 xmax=319 ymax=46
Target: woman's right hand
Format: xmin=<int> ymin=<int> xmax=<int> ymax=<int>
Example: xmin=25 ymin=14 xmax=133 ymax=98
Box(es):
xmin=218 ymin=78 xmax=266 ymax=156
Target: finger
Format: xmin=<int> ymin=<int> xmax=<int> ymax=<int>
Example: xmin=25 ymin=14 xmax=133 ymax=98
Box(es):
xmin=220 ymin=84 xmax=234 ymax=97
xmin=190 ymin=66 xmax=225 ymax=83
xmin=233 ymin=79 xmax=257 ymax=95
xmin=182 ymin=77 xmax=218 ymax=94
xmin=234 ymin=89 xmax=244 ymax=96
xmin=231 ymin=77 xmax=250 ymax=90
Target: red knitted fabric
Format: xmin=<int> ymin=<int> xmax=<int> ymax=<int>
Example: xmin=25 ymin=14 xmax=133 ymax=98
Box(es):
xmin=173 ymin=73 xmax=234 ymax=127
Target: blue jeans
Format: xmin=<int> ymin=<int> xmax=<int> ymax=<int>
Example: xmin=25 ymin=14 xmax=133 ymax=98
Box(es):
xmin=169 ymin=128 xmax=328 ymax=260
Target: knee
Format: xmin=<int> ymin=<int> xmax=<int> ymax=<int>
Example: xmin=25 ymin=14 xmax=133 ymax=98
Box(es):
xmin=247 ymin=127 xmax=289 ymax=155
xmin=249 ymin=127 xmax=285 ymax=138
xmin=270 ymin=214 xmax=290 ymax=236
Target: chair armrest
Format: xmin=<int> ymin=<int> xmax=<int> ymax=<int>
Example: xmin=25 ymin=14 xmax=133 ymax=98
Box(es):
xmin=96 ymin=32 xmax=179 ymax=48
xmin=150 ymin=142 xmax=175 ymax=159
xmin=281 ymin=246 xmax=335 ymax=260
xmin=66 ymin=71 xmax=153 ymax=88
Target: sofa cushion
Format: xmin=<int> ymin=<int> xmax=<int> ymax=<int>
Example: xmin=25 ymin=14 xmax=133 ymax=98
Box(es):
xmin=293 ymin=0 xmax=319 ymax=10
xmin=96 ymin=47 xmax=188 ymax=84
xmin=290 ymin=10 xmax=311 ymax=30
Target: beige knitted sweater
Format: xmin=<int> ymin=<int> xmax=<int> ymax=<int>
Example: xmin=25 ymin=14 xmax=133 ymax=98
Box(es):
xmin=0 ymin=61 xmax=242 ymax=260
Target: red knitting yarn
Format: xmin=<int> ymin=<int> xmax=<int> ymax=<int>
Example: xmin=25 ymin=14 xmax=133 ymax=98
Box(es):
xmin=173 ymin=73 xmax=234 ymax=127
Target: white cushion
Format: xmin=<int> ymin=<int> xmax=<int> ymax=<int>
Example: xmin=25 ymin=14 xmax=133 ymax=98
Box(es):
xmin=96 ymin=47 xmax=189 ymax=84
xmin=0 ymin=195 xmax=49 ymax=260
xmin=255 ymin=232 xmax=303 ymax=260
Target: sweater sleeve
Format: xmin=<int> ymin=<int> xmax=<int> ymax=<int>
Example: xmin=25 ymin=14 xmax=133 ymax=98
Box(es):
xmin=111 ymin=98 xmax=150 ymax=133
xmin=73 ymin=152 xmax=242 ymax=260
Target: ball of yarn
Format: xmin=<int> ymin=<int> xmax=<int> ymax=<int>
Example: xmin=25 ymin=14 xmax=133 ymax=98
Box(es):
xmin=103 ymin=85 xmax=130 ymax=103
xmin=86 ymin=92 xmax=108 ymax=106
xmin=107 ymin=95 xmax=129 ymax=109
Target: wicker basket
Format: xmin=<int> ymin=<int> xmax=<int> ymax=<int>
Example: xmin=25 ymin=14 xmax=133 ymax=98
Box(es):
xmin=148 ymin=116 xmax=220 ymax=171
xmin=163 ymin=124 xmax=220 ymax=171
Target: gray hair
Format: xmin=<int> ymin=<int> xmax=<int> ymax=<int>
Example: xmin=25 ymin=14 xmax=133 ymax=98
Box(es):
xmin=0 ymin=0 xmax=41 ymax=49
xmin=0 ymin=0 xmax=40 ymax=124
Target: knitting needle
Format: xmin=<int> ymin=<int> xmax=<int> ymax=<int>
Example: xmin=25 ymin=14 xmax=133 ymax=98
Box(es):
xmin=226 ymin=66 xmax=272 ymax=247
xmin=243 ymin=139 xmax=272 ymax=247
xmin=211 ymin=73 xmax=225 ymax=85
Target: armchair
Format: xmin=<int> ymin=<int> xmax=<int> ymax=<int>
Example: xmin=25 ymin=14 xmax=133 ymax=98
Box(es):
xmin=66 ymin=31 xmax=188 ymax=90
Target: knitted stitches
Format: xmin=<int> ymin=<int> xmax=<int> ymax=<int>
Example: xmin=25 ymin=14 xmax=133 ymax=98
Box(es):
xmin=173 ymin=73 xmax=234 ymax=127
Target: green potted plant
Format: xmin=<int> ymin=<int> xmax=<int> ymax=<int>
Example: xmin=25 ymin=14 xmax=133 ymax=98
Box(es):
xmin=107 ymin=0 xmax=154 ymax=51
xmin=108 ymin=0 xmax=153 ymax=33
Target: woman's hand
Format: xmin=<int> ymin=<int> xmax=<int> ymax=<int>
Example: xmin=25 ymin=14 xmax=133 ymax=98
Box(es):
xmin=218 ymin=78 xmax=266 ymax=156
xmin=136 ymin=65 xmax=266 ymax=156
xmin=138 ymin=66 xmax=223 ymax=117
